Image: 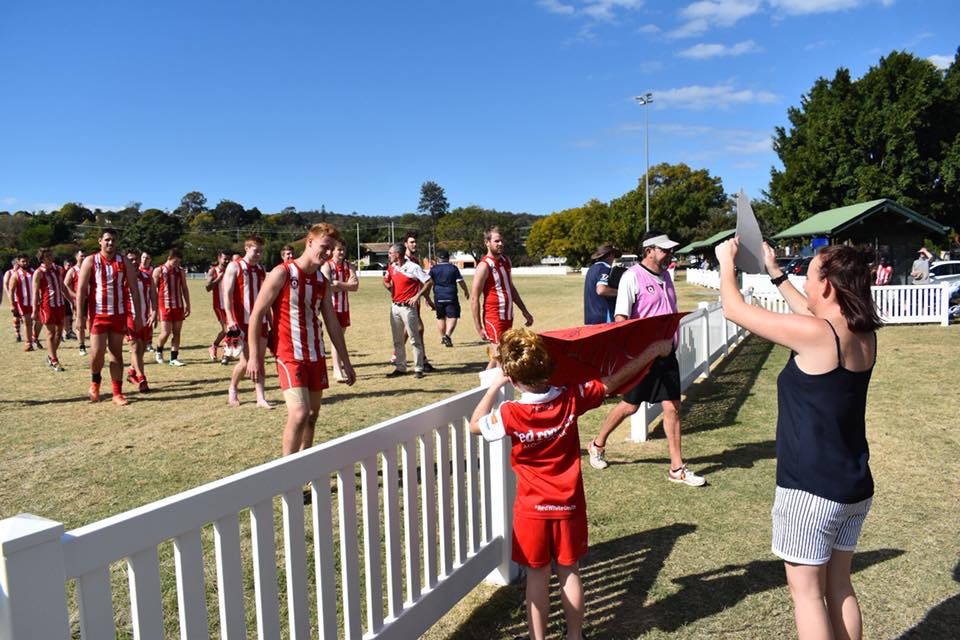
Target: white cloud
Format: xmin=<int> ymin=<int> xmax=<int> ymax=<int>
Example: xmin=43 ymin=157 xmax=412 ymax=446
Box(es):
xmin=768 ymin=0 xmax=893 ymax=16
xmin=668 ymin=0 xmax=761 ymax=37
xmin=678 ymin=39 xmax=760 ymax=58
xmin=804 ymin=39 xmax=832 ymax=51
xmin=653 ymin=83 xmax=778 ymax=109
xmin=0 ymin=196 xmax=17 ymax=207
xmin=637 ymin=23 xmax=661 ymax=33
xmin=727 ymin=137 xmax=773 ymax=154
xmin=733 ymin=161 xmax=760 ymax=169
xmin=928 ymin=54 xmax=952 ymax=70
xmin=538 ymin=0 xmax=576 ymax=15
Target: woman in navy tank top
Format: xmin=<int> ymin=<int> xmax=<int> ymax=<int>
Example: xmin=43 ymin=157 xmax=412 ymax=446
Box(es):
xmin=716 ymin=238 xmax=881 ymax=640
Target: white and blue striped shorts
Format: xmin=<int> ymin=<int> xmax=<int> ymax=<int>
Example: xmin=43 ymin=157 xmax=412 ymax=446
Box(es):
xmin=771 ymin=486 xmax=872 ymax=565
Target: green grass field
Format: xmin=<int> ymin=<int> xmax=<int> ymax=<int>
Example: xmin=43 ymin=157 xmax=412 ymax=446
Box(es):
xmin=2 ymin=275 xmax=958 ymax=638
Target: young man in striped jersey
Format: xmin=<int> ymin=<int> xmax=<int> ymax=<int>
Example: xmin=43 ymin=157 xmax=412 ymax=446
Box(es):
xmin=140 ymin=252 xmax=155 ymax=352
xmin=152 ymin=248 xmax=190 ymax=366
xmin=320 ymin=239 xmax=358 ymax=382
xmin=470 ymin=226 xmax=534 ymax=368
xmin=31 ymin=248 xmax=67 ymax=370
xmin=124 ymin=248 xmax=157 ymax=392
xmin=205 ymin=250 xmax=230 ymax=364
xmin=7 ymin=254 xmax=38 ymax=349
xmin=246 ymin=223 xmax=355 ymax=455
xmin=64 ymin=250 xmax=88 ymax=355
xmin=222 ymin=235 xmax=272 ymax=408
xmin=76 ymin=228 xmax=143 ymax=405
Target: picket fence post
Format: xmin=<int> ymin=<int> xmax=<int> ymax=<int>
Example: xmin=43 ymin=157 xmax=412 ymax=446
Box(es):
xmin=698 ymin=302 xmax=711 ymax=378
xmin=0 ymin=514 xmax=70 ymax=640
xmin=940 ymin=284 xmax=950 ymax=326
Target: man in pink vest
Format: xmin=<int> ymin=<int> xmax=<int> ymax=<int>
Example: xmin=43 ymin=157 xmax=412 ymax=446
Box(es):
xmin=587 ymin=230 xmax=706 ymax=487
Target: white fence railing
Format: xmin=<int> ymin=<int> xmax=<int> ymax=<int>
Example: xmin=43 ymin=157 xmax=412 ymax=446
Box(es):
xmin=0 ymin=385 xmax=518 ymax=640
xmin=1 ymin=300 xmax=756 ymax=638
xmin=689 ymin=269 xmax=952 ymax=326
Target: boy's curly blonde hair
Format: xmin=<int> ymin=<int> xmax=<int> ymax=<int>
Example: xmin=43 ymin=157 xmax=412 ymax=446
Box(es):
xmin=497 ymin=328 xmax=554 ymax=386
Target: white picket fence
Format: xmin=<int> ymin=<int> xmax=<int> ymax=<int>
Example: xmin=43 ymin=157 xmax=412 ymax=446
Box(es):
xmin=688 ymin=269 xmax=952 ymax=326
xmin=1 ymin=300 xmax=755 ymax=639
xmin=0 ymin=385 xmax=518 ymax=640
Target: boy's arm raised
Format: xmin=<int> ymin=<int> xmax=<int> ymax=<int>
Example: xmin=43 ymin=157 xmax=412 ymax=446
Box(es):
xmin=599 ymin=339 xmax=672 ymax=395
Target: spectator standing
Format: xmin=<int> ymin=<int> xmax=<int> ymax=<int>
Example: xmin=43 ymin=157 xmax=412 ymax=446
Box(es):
xmin=583 ymin=244 xmax=620 ymax=325
xmin=874 ymin=257 xmax=892 ymax=286
xmin=425 ymin=248 xmax=469 ymax=346
xmin=384 ymin=243 xmax=431 ymax=378
xmin=910 ymin=247 xmax=933 ymax=284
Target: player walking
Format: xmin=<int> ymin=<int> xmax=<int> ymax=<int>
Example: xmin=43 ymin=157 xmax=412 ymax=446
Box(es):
xmin=320 ymin=239 xmax=358 ymax=382
xmin=31 ymin=248 xmax=67 ymax=370
xmin=7 ymin=255 xmax=37 ymax=349
xmin=206 ymin=250 xmax=230 ymax=364
xmin=63 ymin=250 xmax=88 ymax=355
xmin=153 ymin=248 xmax=190 ymax=366
xmin=124 ymin=249 xmax=157 ymax=392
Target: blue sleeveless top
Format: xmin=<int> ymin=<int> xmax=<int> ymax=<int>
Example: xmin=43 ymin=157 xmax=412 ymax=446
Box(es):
xmin=775 ymin=321 xmax=876 ymax=504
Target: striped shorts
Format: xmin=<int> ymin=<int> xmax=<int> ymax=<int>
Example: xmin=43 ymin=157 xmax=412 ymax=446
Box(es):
xmin=771 ymin=486 xmax=872 ymax=565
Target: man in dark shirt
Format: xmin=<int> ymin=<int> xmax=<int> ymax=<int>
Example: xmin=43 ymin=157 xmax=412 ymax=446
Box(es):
xmin=425 ymin=249 xmax=469 ymax=346
xmin=583 ymin=244 xmax=620 ymax=324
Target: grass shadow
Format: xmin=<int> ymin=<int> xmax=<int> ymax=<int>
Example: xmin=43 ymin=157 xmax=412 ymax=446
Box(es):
xmin=897 ymin=560 xmax=960 ymax=639
xmin=595 ymin=439 xmax=776 ymax=475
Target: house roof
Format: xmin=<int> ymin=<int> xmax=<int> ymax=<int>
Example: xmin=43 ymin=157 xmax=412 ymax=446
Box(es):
xmin=361 ymin=242 xmax=393 ymax=252
xmin=676 ymin=229 xmax=735 ymax=254
xmin=773 ymin=199 xmax=949 ymax=239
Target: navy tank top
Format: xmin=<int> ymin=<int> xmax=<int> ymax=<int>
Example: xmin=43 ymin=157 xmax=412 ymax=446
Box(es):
xmin=775 ymin=320 xmax=876 ymax=503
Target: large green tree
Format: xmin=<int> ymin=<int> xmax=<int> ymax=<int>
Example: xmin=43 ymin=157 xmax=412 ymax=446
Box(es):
xmin=418 ymin=180 xmax=450 ymax=248
xmin=125 ymin=210 xmax=185 ymax=256
xmin=768 ymin=49 xmax=960 ymax=230
xmin=436 ymin=206 xmax=526 ymax=262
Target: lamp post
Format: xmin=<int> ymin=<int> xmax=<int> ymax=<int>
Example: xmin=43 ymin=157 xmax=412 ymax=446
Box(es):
xmin=634 ymin=92 xmax=653 ymax=232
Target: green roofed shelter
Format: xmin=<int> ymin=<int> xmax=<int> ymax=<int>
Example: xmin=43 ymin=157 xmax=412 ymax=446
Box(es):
xmin=772 ymin=199 xmax=949 ymax=285
xmin=773 ymin=199 xmax=948 ymax=239
xmin=676 ymin=229 xmax=735 ymax=254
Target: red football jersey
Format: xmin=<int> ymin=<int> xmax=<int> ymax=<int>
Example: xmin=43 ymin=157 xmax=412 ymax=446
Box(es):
xmin=9 ymin=267 xmax=33 ymax=306
xmin=35 ymin=264 xmax=65 ymax=310
xmin=481 ymin=254 xmax=514 ymax=322
xmin=230 ymin=259 xmax=266 ymax=325
xmin=68 ymin=264 xmax=81 ymax=292
xmin=157 ymin=264 xmax=184 ymax=311
xmin=386 ymin=258 xmax=429 ymax=303
xmin=478 ymin=380 xmax=606 ymax=519
xmin=209 ymin=264 xmax=225 ymax=311
xmin=90 ymin=253 xmax=128 ymax=316
xmin=127 ymin=269 xmax=152 ymax=320
xmin=272 ymin=261 xmax=326 ymax=363
xmin=329 ymin=260 xmax=350 ymax=313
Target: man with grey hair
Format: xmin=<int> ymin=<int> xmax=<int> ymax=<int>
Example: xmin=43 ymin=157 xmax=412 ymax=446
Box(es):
xmin=382 ymin=243 xmax=432 ymax=378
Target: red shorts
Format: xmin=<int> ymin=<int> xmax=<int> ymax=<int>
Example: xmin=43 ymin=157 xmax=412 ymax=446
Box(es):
xmin=213 ymin=306 xmax=227 ymax=324
xmin=512 ymin=513 xmax=588 ymax=568
xmin=39 ymin=306 xmax=65 ymax=326
xmin=335 ymin=310 xmax=351 ymax=328
xmin=13 ymin=304 xmax=31 ymax=318
xmin=126 ymin=317 xmax=153 ymax=343
xmin=483 ymin=317 xmax=513 ymax=345
xmin=91 ymin=314 xmax=127 ymax=335
xmin=276 ymin=357 xmax=329 ymax=392
xmin=160 ymin=307 xmax=185 ymax=322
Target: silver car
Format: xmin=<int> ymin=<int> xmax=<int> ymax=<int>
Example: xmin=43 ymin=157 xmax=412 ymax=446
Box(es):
xmin=929 ymin=260 xmax=960 ymax=285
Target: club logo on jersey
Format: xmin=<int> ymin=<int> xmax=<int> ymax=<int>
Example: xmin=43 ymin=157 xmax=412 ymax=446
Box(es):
xmin=290 ymin=278 xmax=299 ymax=288
xmin=646 ymin=284 xmax=656 ymax=294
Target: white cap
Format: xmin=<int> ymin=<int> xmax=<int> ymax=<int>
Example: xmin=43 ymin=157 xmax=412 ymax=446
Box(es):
xmin=642 ymin=234 xmax=679 ymax=250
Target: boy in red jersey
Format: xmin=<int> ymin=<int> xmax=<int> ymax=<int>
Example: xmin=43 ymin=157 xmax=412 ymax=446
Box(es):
xmin=469 ymin=329 xmax=671 ymax=640
xmin=31 ymin=248 xmax=67 ymax=370
xmin=76 ymin=228 xmax=143 ymax=405
xmin=247 ymin=223 xmax=355 ymax=455
xmin=63 ymin=250 xmax=88 ymax=355
xmin=124 ymin=248 xmax=157 ymax=392
xmin=205 ymin=250 xmax=230 ymax=363
xmin=152 ymin=248 xmax=190 ymax=366
xmin=470 ymin=226 xmax=534 ymax=368
xmin=222 ymin=235 xmax=272 ymax=408
xmin=7 ymin=255 xmax=37 ymax=349
xmin=320 ymin=239 xmax=358 ymax=382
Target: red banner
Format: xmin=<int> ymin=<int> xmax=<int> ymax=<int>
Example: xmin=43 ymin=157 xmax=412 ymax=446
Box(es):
xmin=540 ymin=313 xmax=686 ymax=395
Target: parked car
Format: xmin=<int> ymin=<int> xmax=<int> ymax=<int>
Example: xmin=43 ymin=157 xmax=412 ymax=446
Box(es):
xmin=775 ymin=257 xmax=794 ymax=270
xmin=929 ymin=260 xmax=960 ymax=285
xmin=784 ymin=256 xmax=813 ymax=275
xmin=360 ymin=262 xmax=387 ymax=272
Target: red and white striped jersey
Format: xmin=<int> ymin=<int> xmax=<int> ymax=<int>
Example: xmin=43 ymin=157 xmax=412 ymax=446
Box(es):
xmin=231 ymin=258 xmax=266 ymax=324
xmin=209 ymin=264 xmax=226 ymax=311
xmin=157 ymin=263 xmax=185 ymax=311
xmin=272 ymin=262 xmax=327 ymax=363
xmin=481 ymin=254 xmax=514 ymax=321
xmin=36 ymin=264 xmax=65 ymax=310
xmin=328 ymin=260 xmax=350 ymax=313
xmin=68 ymin=264 xmax=81 ymax=292
xmin=90 ymin=253 xmax=129 ymax=316
xmin=127 ymin=269 xmax=152 ymax=319
xmin=9 ymin=267 xmax=33 ymax=306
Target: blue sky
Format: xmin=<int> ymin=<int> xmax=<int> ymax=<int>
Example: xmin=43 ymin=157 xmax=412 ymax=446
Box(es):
xmin=0 ymin=1 xmax=955 ymax=217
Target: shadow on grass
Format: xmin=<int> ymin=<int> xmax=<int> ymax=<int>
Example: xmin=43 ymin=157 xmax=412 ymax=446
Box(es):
xmin=594 ymin=440 xmax=776 ymax=475
xmin=445 ymin=522 xmax=904 ymax=639
xmin=897 ymin=560 xmax=960 ymax=639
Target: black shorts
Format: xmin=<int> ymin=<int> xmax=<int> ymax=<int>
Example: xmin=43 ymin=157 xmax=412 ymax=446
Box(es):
xmin=623 ymin=352 xmax=681 ymax=405
xmin=435 ymin=301 xmax=461 ymax=319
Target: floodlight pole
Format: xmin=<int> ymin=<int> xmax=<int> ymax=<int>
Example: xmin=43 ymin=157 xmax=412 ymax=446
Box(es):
xmin=634 ymin=93 xmax=653 ymax=232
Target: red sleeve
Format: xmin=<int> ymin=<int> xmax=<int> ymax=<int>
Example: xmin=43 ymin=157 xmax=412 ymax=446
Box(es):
xmin=575 ymin=379 xmax=606 ymax=415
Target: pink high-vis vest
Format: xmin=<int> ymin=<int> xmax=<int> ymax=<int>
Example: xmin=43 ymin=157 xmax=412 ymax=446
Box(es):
xmin=628 ymin=264 xmax=678 ymax=319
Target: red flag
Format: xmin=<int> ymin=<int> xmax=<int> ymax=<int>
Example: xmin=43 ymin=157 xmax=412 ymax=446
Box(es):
xmin=540 ymin=313 xmax=686 ymax=395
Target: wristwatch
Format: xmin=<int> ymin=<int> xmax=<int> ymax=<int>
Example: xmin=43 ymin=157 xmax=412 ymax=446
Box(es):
xmin=770 ymin=272 xmax=789 ymax=287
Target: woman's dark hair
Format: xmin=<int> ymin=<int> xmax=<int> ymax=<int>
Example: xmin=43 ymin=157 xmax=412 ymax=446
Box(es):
xmin=817 ymin=244 xmax=882 ymax=332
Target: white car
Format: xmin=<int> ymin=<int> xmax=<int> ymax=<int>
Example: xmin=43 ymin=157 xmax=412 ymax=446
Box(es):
xmin=929 ymin=260 xmax=960 ymax=285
